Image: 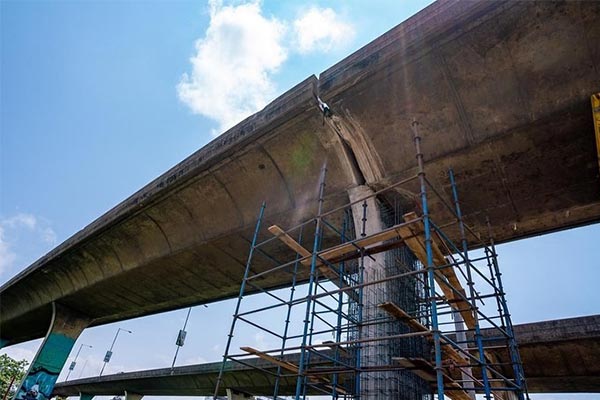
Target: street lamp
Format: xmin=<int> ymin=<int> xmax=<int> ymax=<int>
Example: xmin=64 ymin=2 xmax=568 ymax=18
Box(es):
xmin=171 ymin=307 xmax=192 ymax=369
xmin=66 ymin=343 xmax=92 ymax=381
xmin=99 ymin=328 xmax=132 ymax=376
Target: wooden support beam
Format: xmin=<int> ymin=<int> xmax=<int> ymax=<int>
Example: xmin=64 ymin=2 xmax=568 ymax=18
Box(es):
xmin=379 ymin=302 xmax=428 ymax=332
xmin=267 ymin=225 xmax=349 ymax=290
xmin=393 ymin=357 xmax=473 ymax=400
xmin=394 ymin=357 xmax=436 ymax=382
xmin=592 ymin=93 xmax=600 ymax=174
xmin=269 ymin=218 xmax=421 ymax=271
xmin=396 ymin=212 xmax=476 ymax=329
xmin=268 ymin=226 xmax=311 ymax=257
xmin=239 ymin=347 xmax=348 ymax=395
xmin=378 ymin=302 xmax=468 ymax=368
xmin=240 ymin=347 xmax=300 ymax=374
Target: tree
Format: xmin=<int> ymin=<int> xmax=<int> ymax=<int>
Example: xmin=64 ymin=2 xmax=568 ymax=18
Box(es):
xmin=0 ymin=354 xmax=28 ymax=400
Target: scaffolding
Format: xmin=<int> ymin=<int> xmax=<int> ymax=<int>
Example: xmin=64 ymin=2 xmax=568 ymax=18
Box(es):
xmin=213 ymin=121 xmax=528 ymax=400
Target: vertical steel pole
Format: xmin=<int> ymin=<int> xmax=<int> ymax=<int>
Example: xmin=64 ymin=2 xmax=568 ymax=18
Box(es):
xmin=171 ymin=307 xmax=192 ymax=370
xmin=295 ymin=162 xmax=327 ymax=400
xmin=100 ymin=328 xmax=131 ymax=376
xmin=331 ymin=212 xmax=349 ymax=398
xmin=448 ymin=168 xmax=492 ymax=400
xmin=213 ymin=202 xmax=266 ymax=399
xmin=412 ymin=120 xmax=445 ymax=400
xmin=273 ymin=226 xmax=304 ymax=399
xmin=486 ymin=220 xmax=528 ymax=400
xmin=66 ymin=343 xmax=91 ymax=381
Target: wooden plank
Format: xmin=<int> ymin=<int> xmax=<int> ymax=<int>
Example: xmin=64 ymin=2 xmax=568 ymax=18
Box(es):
xmin=379 ymin=302 xmax=428 ymax=332
xmin=240 ymin=347 xmax=348 ymax=395
xmin=267 ymin=225 xmax=361 ymax=301
xmin=308 ymin=224 xmax=409 ymax=265
xmin=268 ymin=225 xmax=311 ymax=257
xmin=268 ymin=220 xmax=419 ymax=273
xmin=394 ymin=357 xmax=437 ymax=382
xmin=240 ymin=346 xmax=299 ymax=373
xmin=393 ymin=357 xmax=473 ymax=400
xmin=592 ymin=93 xmax=600 ymax=173
xmin=378 ymin=302 xmax=468 ymax=367
xmin=397 ymin=212 xmax=476 ymax=329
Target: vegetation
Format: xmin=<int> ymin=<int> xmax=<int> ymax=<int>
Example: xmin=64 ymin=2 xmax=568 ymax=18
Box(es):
xmin=0 ymin=354 xmax=28 ymax=399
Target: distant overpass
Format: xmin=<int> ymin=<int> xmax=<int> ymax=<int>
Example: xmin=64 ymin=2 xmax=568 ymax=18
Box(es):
xmin=1 ymin=0 xmax=599 ymax=348
xmin=52 ymin=315 xmax=600 ymax=397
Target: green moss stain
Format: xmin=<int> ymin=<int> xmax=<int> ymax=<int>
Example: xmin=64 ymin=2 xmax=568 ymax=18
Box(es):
xmin=291 ymin=134 xmax=318 ymax=175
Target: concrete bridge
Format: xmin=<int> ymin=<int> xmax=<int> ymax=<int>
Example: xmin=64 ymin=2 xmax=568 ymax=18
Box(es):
xmin=50 ymin=315 xmax=600 ymax=397
xmin=2 ymin=0 xmax=599 ymax=398
xmin=2 ymin=0 xmax=598 ymax=348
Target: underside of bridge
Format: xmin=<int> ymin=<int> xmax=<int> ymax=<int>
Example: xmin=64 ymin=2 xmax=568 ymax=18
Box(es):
xmin=2 ymin=0 xmax=600 ymax=399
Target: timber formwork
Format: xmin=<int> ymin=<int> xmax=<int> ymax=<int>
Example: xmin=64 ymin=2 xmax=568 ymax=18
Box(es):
xmin=213 ymin=121 xmax=528 ymax=400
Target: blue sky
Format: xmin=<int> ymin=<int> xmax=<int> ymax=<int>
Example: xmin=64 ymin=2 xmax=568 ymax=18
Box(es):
xmin=1 ymin=1 xmax=599 ymax=400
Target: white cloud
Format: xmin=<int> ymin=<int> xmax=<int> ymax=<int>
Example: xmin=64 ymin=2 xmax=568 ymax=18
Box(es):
xmin=0 ymin=226 xmax=17 ymax=275
xmin=0 ymin=213 xmax=57 ymax=278
xmin=3 ymin=213 xmax=37 ymax=230
xmin=40 ymin=227 xmax=57 ymax=245
xmin=293 ymin=7 xmax=355 ymax=54
xmin=0 ymin=344 xmax=37 ymax=363
xmin=177 ymin=0 xmax=287 ymax=135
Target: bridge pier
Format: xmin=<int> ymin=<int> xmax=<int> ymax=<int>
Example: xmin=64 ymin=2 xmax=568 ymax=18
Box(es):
xmin=124 ymin=390 xmax=143 ymax=400
xmin=79 ymin=393 xmax=94 ymax=400
xmin=348 ymin=185 xmax=428 ymax=399
xmin=225 ymin=389 xmax=254 ymax=400
xmin=13 ymin=303 xmax=90 ymax=400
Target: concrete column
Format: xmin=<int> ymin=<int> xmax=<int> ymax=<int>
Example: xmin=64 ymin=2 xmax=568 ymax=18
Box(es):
xmin=225 ymin=389 xmax=254 ymax=400
xmin=124 ymin=391 xmax=143 ymax=400
xmin=453 ymin=313 xmax=475 ymax=400
xmin=348 ymin=185 xmax=391 ymax=399
xmin=12 ymin=303 xmax=90 ymax=400
xmin=79 ymin=393 xmax=94 ymax=400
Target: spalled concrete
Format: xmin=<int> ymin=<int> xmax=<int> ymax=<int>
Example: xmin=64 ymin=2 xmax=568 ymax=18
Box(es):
xmin=1 ymin=0 xmax=599 ymax=349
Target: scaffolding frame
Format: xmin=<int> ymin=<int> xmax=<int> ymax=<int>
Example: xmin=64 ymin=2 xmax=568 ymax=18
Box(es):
xmin=212 ymin=121 xmax=528 ymax=400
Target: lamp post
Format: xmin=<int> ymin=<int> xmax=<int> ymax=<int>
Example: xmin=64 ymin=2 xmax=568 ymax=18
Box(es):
xmin=66 ymin=343 xmax=92 ymax=381
xmin=171 ymin=307 xmax=192 ymax=370
xmin=100 ymin=328 xmax=132 ymax=376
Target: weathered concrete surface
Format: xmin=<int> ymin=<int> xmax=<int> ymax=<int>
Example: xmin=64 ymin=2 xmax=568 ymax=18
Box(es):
xmin=52 ymin=353 xmax=330 ymax=397
xmin=51 ymin=315 xmax=600 ymax=396
xmin=508 ymin=315 xmax=600 ymax=393
xmin=2 ymin=0 xmax=599 ymax=346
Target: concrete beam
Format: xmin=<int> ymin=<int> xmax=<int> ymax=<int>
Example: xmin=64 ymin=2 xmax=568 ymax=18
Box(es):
xmin=482 ymin=315 xmax=600 ymax=393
